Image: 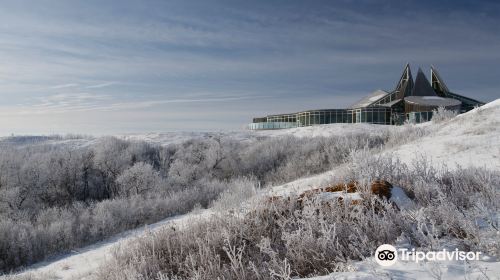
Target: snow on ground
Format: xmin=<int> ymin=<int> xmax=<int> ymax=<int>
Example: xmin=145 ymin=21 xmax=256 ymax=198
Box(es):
xmin=1 ymin=123 xmax=390 ymax=148
xmin=302 ymin=255 xmax=500 ymax=280
xmin=254 ymin=123 xmax=394 ymax=138
xmin=4 ymin=99 xmax=499 ymax=279
xmin=119 ymin=99 xmax=500 ymax=171
xmin=388 ymin=99 xmax=500 ymax=171
xmin=116 ymin=131 xmax=257 ymax=146
xmin=0 ymin=135 xmax=96 ymax=149
xmin=262 ymin=99 xmax=500 ymax=279
xmin=390 ymin=186 xmax=415 ymax=210
xmin=266 ymin=168 xmax=343 ymax=197
xmin=116 ymin=123 xmax=394 ymax=146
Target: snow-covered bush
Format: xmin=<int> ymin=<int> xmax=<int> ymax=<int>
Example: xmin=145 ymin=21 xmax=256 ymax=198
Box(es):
xmin=382 ymin=125 xmax=431 ymax=148
xmin=345 ymin=152 xmax=500 ymax=254
xmin=431 ymin=106 xmax=458 ymax=123
xmin=97 ymin=154 xmax=500 ymax=279
xmin=0 ymin=128 xmax=428 ymax=273
xmin=97 ymin=194 xmax=401 ymax=280
xmin=211 ymin=177 xmax=258 ymax=212
xmin=116 ymin=162 xmax=163 ymax=197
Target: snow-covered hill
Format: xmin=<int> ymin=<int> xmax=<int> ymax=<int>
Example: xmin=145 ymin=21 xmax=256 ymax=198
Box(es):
xmin=389 ymin=99 xmax=500 ymax=171
xmin=116 ymin=122 xmax=395 ymax=146
xmin=4 ymin=99 xmax=499 ymax=280
xmin=119 ymin=99 xmax=500 ymax=171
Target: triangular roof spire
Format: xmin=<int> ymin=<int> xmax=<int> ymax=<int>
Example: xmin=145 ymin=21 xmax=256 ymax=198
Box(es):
xmin=430 ymin=65 xmax=449 ymax=97
xmin=411 ymin=68 xmax=438 ymax=96
xmin=395 ymin=63 xmax=414 ymax=98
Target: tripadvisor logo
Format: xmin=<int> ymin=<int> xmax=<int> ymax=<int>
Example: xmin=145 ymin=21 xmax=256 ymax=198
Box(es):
xmin=375 ymin=244 xmax=397 ymax=266
xmin=374 ymin=244 xmax=482 ymax=267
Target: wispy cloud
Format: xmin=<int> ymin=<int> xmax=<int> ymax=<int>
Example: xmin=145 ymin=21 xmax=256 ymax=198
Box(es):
xmin=50 ymin=83 xmax=80 ymax=89
xmin=86 ymin=82 xmax=116 ymax=89
xmin=28 ymin=92 xmax=111 ymax=111
xmin=0 ymin=93 xmax=269 ymax=116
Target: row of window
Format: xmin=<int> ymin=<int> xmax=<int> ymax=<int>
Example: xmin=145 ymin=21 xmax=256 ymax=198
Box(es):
xmin=407 ymin=111 xmax=433 ymax=124
xmin=249 ymin=107 xmax=393 ymax=129
xmin=266 ymin=114 xmax=297 ymax=123
xmin=353 ymin=108 xmax=392 ymax=125
xmin=297 ymin=110 xmax=352 ymax=126
xmin=248 ymin=122 xmax=298 ymax=130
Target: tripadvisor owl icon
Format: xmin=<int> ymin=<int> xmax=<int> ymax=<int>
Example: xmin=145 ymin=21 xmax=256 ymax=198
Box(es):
xmin=375 ymin=244 xmax=397 ymax=266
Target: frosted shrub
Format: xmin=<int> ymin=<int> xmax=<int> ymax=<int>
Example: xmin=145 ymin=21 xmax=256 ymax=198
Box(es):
xmin=211 ymin=177 xmax=258 ymax=212
xmin=0 ymin=184 xmax=230 ymax=273
xmin=98 ymin=156 xmax=499 ymax=279
xmin=383 ymin=125 xmax=431 ymax=147
xmin=97 ymin=194 xmax=402 ymax=280
xmin=344 ymin=153 xmax=500 ymax=254
xmin=116 ymin=162 xmax=162 ymax=197
xmin=431 ymin=106 xmax=458 ymax=123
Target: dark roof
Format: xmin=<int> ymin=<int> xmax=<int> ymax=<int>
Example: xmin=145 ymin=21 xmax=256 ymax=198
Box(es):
xmin=431 ymin=66 xmax=449 ymax=95
xmin=411 ymin=68 xmax=438 ymax=97
xmin=395 ymin=63 xmax=414 ymax=97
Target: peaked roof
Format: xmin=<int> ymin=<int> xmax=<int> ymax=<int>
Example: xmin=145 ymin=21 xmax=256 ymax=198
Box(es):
xmin=394 ymin=63 xmax=414 ymax=98
xmin=395 ymin=64 xmax=413 ymax=91
xmin=347 ymin=64 xmax=482 ymax=110
xmin=410 ymin=68 xmax=438 ymax=97
xmin=430 ymin=66 xmax=449 ymax=96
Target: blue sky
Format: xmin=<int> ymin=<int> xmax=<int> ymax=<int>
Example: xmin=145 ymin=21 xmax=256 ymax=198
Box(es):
xmin=0 ymin=0 xmax=499 ymax=135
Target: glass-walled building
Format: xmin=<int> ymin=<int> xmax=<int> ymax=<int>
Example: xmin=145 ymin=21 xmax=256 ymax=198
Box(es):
xmin=248 ymin=122 xmax=298 ymax=130
xmin=351 ymin=107 xmax=392 ymax=125
xmin=248 ymin=64 xmax=484 ymax=129
xmin=296 ymin=109 xmax=352 ymax=126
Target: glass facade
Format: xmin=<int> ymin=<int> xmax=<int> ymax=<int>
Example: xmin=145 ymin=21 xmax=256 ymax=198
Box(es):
xmin=248 ymin=122 xmax=298 ymax=130
xmin=296 ymin=109 xmax=352 ymax=127
xmin=248 ymin=107 xmax=392 ymax=130
xmin=353 ymin=107 xmax=392 ymax=125
xmin=266 ymin=114 xmax=297 ymax=123
xmin=407 ymin=111 xmax=433 ymax=124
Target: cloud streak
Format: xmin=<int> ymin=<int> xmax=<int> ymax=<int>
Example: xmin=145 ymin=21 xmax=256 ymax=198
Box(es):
xmin=86 ymin=82 xmax=116 ymax=89
xmin=0 ymin=93 xmax=270 ymax=116
xmin=50 ymin=83 xmax=80 ymax=89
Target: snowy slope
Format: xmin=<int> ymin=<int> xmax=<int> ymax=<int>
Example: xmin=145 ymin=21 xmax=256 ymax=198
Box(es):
xmin=388 ymin=99 xmax=500 ymax=171
xmin=0 ymin=135 xmax=96 ymax=149
xmin=116 ymin=123 xmax=395 ymax=146
xmin=302 ymin=256 xmax=500 ymax=280
xmin=5 ymin=99 xmax=499 ymax=280
xmin=253 ymin=123 xmax=395 ymax=138
xmin=0 ymin=123 xmax=392 ymax=149
xmin=118 ymin=99 xmax=500 ymax=171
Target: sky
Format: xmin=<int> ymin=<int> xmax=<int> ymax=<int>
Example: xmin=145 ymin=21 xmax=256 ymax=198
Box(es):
xmin=0 ymin=0 xmax=499 ymax=135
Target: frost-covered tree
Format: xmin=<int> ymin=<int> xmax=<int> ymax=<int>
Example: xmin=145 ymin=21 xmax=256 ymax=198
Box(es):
xmin=116 ymin=162 xmax=162 ymax=197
